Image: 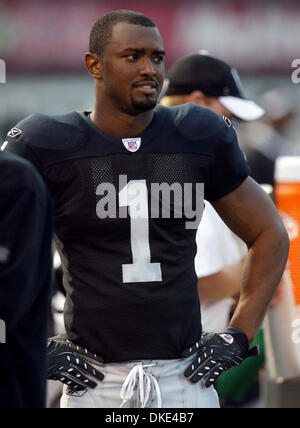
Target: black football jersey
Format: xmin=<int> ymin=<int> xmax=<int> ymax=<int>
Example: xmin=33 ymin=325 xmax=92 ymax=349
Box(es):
xmin=4 ymin=103 xmax=250 ymax=362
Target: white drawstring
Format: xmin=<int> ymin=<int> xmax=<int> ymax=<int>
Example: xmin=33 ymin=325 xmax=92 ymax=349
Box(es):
xmin=120 ymin=363 xmax=162 ymax=408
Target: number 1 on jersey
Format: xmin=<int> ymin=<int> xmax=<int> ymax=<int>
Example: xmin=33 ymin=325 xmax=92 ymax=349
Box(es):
xmin=119 ymin=180 xmax=162 ymax=283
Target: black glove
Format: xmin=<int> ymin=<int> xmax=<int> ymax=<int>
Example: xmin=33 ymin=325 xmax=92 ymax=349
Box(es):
xmin=183 ymin=326 xmax=259 ymax=388
xmin=47 ymin=335 xmax=104 ymax=394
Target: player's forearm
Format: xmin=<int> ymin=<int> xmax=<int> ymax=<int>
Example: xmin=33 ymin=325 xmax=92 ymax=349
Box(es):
xmin=229 ymin=225 xmax=289 ymax=343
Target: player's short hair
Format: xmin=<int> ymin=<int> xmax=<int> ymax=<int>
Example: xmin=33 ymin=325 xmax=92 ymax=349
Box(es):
xmin=89 ymin=10 xmax=157 ymax=56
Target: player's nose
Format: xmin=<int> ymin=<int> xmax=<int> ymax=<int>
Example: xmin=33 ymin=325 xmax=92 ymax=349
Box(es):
xmin=139 ymin=57 xmax=157 ymax=77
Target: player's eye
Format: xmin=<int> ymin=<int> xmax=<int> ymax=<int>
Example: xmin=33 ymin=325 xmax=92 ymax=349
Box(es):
xmin=125 ymin=54 xmax=139 ymax=61
xmin=152 ymin=55 xmax=164 ymax=64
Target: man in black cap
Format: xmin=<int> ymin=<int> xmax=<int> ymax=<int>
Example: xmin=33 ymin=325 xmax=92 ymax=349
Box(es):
xmin=160 ymin=52 xmax=266 ymax=407
xmin=160 ymin=53 xmax=265 ymax=312
xmin=160 ymin=52 xmax=264 ymax=121
xmin=0 ymin=148 xmax=53 ymax=408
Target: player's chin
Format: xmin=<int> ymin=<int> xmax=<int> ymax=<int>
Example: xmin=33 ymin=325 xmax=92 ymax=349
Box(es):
xmin=130 ymin=93 xmax=158 ymax=111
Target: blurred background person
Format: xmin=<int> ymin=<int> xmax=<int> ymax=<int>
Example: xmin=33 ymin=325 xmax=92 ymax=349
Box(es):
xmin=239 ymin=87 xmax=299 ymax=186
xmin=0 ymin=148 xmax=53 ymax=408
xmin=160 ymin=52 xmax=266 ymax=408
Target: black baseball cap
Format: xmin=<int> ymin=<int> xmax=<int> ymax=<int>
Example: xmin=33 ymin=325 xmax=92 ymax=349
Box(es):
xmin=165 ymin=53 xmax=264 ymax=121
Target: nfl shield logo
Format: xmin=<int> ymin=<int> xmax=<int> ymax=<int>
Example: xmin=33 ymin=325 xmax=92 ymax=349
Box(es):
xmin=128 ymin=141 xmax=137 ymax=151
xmin=122 ymin=138 xmax=141 ymax=153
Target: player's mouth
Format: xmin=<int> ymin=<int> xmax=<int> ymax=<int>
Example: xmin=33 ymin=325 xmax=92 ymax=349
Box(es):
xmin=133 ymin=80 xmax=158 ymax=95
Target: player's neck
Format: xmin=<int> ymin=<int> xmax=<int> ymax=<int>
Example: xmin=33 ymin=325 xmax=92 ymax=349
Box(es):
xmin=90 ymin=103 xmax=154 ymax=138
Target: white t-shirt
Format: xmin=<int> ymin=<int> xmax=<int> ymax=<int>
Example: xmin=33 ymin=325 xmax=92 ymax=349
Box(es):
xmin=195 ymin=201 xmax=246 ymax=332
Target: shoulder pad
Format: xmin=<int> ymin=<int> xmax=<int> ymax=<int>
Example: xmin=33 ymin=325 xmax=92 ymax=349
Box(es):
xmin=166 ymin=103 xmax=228 ymax=141
xmin=6 ymin=112 xmax=87 ymax=151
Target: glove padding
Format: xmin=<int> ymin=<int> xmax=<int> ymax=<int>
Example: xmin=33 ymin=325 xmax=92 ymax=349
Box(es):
xmin=47 ymin=335 xmax=104 ymax=394
xmin=183 ymin=326 xmax=259 ymax=388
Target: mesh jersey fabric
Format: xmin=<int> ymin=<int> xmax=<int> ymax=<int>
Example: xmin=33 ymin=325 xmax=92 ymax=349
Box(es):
xmin=4 ymin=103 xmax=250 ymax=362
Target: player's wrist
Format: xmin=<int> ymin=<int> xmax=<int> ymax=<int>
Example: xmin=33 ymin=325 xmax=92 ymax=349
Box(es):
xmin=223 ymin=325 xmax=249 ymax=350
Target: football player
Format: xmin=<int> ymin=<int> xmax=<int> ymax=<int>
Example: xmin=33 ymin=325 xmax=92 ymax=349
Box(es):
xmin=4 ymin=10 xmax=289 ymax=408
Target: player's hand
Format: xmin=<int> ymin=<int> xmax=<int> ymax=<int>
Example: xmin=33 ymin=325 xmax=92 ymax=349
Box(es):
xmin=47 ymin=334 xmax=104 ymax=394
xmin=183 ymin=326 xmax=259 ymax=387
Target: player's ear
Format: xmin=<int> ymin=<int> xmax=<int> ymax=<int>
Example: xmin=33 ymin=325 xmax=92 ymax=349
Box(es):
xmin=186 ymin=91 xmax=206 ymax=106
xmin=85 ymin=53 xmax=103 ymax=79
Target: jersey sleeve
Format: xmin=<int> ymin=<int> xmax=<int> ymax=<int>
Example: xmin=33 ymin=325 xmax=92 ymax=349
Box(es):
xmin=205 ymin=120 xmax=250 ymax=202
